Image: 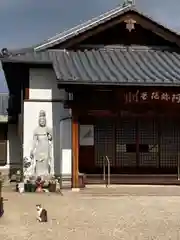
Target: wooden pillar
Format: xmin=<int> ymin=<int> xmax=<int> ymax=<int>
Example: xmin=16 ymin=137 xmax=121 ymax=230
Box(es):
xmin=24 ymin=88 xmax=29 ymax=100
xmin=72 ymin=114 xmax=79 ymax=189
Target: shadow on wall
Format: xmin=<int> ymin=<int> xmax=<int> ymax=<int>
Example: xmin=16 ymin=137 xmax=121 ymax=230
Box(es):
xmin=52 ymin=96 xmax=72 ymax=177
xmin=8 ymin=124 xmax=22 ymax=177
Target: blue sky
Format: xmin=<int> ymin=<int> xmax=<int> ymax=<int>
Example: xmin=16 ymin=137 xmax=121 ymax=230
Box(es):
xmin=0 ymin=0 xmax=180 ymax=93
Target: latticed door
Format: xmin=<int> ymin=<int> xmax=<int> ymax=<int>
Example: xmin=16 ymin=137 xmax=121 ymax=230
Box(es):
xmin=160 ymin=118 xmax=180 ymax=169
xmin=94 ymin=121 xmax=115 ymax=167
xmin=94 ymin=117 xmax=180 ymax=173
xmin=116 ymin=119 xmax=136 ymax=168
xmin=138 ymin=119 xmax=159 ymax=168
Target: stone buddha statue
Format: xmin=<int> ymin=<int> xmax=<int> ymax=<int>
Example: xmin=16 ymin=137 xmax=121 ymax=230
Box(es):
xmin=30 ymin=110 xmax=53 ymax=177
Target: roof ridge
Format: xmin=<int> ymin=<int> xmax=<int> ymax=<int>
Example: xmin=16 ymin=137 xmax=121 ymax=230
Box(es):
xmin=2 ymin=45 xmax=179 ymax=62
xmin=33 ymin=3 xmax=180 ymax=52
xmin=100 ymin=45 xmax=179 ymax=51
xmin=2 ymin=3 xmax=180 ymax=54
xmin=34 ymin=4 xmax=134 ymax=51
xmin=1 ymin=5 xmax=133 ymax=54
xmin=57 ymin=45 xmax=180 ymax=52
xmin=47 ymin=5 xmax=132 ymax=43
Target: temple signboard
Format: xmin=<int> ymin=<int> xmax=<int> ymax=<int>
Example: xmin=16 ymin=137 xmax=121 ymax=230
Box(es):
xmin=124 ymin=90 xmax=180 ymax=104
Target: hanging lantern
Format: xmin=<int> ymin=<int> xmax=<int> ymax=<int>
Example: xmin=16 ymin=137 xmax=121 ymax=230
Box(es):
xmin=124 ymin=18 xmax=136 ymax=32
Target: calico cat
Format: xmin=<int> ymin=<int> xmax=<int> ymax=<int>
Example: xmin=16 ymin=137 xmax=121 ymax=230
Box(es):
xmin=36 ymin=204 xmax=48 ymax=222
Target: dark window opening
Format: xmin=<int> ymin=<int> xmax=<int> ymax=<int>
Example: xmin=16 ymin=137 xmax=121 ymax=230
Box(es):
xmin=139 ymin=144 xmax=149 ymax=153
xmin=126 ymin=144 xmax=136 ymax=153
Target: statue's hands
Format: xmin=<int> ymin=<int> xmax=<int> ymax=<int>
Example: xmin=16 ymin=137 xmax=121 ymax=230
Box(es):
xmin=47 ymin=133 xmax=52 ymax=141
xmin=30 ymin=151 xmax=34 ymax=159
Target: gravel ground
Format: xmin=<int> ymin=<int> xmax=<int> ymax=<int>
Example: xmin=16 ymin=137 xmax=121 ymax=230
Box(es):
xmin=1 ymin=189 xmax=180 ymax=240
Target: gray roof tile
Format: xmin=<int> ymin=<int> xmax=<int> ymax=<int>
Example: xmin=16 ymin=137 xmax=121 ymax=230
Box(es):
xmin=49 ymin=46 xmax=180 ymax=86
xmin=2 ymin=46 xmax=180 ymax=87
xmin=1 ymin=51 xmax=51 ymax=64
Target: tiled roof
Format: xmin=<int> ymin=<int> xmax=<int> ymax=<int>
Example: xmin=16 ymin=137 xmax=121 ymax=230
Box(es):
xmin=1 ymin=51 xmax=51 ymax=64
xmin=2 ymin=46 xmax=180 ymax=86
xmin=49 ymin=46 xmax=180 ymax=86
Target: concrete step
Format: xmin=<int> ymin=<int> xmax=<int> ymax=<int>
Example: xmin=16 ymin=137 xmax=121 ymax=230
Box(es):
xmin=85 ymin=174 xmax=180 ymax=185
xmin=79 ymin=185 xmax=180 ymax=197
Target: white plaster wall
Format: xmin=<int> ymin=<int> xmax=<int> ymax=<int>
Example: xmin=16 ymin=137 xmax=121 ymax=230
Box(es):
xmin=29 ymin=68 xmax=66 ymax=100
xmin=23 ymin=101 xmax=72 ymax=176
xmin=26 ymin=68 xmax=72 ymax=177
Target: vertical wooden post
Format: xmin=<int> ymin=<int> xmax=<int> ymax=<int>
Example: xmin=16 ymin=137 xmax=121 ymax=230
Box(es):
xmin=136 ymin=118 xmax=139 ymax=169
xmin=24 ymin=88 xmax=29 ymax=100
xmin=157 ymin=117 xmax=161 ymax=169
xmin=72 ymin=114 xmax=79 ymax=190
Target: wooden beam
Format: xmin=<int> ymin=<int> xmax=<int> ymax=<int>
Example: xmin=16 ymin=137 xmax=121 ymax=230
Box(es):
xmin=24 ymin=88 xmax=29 ymax=100
xmin=61 ymin=12 xmax=180 ymax=48
xmin=131 ymin=14 xmax=180 ymax=46
xmin=62 ymin=15 xmax=128 ymax=48
xmin=72 ymin=113 xmax=79 ymax=189
xmin=23 ymin=70 xmax=30 ymax=100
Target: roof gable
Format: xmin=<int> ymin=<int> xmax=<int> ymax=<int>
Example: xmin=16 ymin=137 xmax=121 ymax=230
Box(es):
xmin=34 ymin=5 xmax=180 ymax=51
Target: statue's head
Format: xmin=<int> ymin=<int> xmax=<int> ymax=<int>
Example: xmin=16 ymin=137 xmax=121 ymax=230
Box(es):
xmin=38 ymin=110 xmax=46 ymax=127
xmin=39 ymin=110 xmax=46 ymax=118
xmin=39 ymin=116 xmax=46 ymax=127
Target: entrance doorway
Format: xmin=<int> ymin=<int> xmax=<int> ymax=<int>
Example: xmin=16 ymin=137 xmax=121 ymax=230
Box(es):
xmin=94 ymin=117 xmax=180 ymax=174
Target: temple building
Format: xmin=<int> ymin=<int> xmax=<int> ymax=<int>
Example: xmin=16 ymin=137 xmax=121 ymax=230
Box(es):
xmin=1 ymin=4 xmax=180 ymax=188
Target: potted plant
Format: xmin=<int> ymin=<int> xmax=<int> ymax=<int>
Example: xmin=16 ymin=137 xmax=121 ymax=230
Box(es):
xmin=35 ymin=176 xmax=45 ymax=193
xmin=25 ymin=178 xmax=31 ymax=192
xmin=48 ymin=176 xmax=56 ymax=192
xmin=25 ymin=176 xmax=35 ymax=192
xmin=15 ymin=170 xmax=21 ymax=192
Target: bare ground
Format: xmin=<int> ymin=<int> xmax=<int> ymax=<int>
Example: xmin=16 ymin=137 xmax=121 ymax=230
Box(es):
xmin=1 ymin=187 xmax=180 ymax=240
